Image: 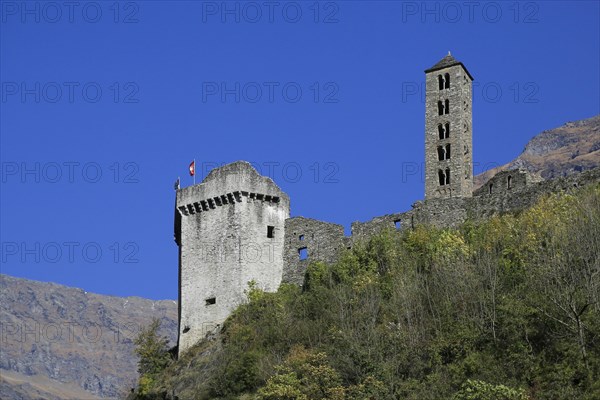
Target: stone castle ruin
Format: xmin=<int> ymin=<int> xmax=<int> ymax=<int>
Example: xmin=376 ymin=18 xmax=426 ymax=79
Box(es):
xmin=173 ymin=54 xmax=600 ymax=356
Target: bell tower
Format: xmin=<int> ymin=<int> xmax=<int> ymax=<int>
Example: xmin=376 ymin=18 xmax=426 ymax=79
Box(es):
xmin=424 ymin=52 xmax=474 ymax=199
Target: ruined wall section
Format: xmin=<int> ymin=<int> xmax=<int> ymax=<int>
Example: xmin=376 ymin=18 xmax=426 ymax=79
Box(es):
xmin=356 ymin=169 xmax=598 ymax=239
xmin=175 ymin=161 xmax=290 ymax=356
xmin=282 ymin=168 xmax=600 ymax=285
xmin=351 ymin=212 xmax=412 ymax=239
xmin=467 ymin=168 xmax=599 ymax=219
xmin=282 ymin=217 xmax=345 ymax=286
xmin=472 ymin=169 xmax=536 ymax=197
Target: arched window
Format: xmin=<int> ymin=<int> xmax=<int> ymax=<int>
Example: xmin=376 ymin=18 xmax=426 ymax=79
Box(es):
xmin=445 ymin=123 xmax=450 ymax=138
xmin=489 ymin=184 xmax=493 ymax=194
xmin=438 ymin=124 xmax=445 ymax=140
xmin=438 ymin=169 xmax=446 ymax=186
xmin=444 ymin=73 xmax=450 ymax=89
xmin=445 ymin=144 xmax=451 ymax=159
xmin=438 ymin=101 xmax=444 ymax=116
xmin=445 ymin=168 xmax=451 ymax=185
xmin=437 ymin=146 xmax=445 ymax=161
xmin=444 ymin=99 xmax=450 ymax=114
xmin=438 ymin=75 xmax=444 ymax=90
xmin=507 ymin=175 xmax=512 ymax=189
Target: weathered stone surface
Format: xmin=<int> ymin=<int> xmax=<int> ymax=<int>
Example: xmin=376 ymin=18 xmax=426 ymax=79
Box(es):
xmin=283 ymin=217 xmax=345 ymax=286
xmin=425 ymin=54 xmax=473 ymax=200
xmin=175 ymin=161 xmax=290 ymax=356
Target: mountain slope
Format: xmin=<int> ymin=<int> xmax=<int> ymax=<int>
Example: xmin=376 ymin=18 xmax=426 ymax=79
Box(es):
xmin=0 ymin=274 xmax=178 ymax=400
xmin=474 ymin=114 xmax=600 ymax=189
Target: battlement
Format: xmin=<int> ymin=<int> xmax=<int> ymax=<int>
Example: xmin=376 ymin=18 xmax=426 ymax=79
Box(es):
xmin=176 ymin=161 xmax=289 ymax=208
xmin=177 ymin=191 xmax=281 ymax=216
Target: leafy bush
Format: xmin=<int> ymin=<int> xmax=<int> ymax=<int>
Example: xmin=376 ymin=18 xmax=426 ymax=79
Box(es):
xmin=453 ymin=379 xmax=528 ymax=400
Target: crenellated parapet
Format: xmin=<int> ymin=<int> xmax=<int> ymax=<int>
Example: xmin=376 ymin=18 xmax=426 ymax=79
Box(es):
xmin=177 ymin=191 xmax=281 ymax=217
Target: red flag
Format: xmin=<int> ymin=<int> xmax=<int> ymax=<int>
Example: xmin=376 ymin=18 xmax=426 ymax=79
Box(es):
xmin=189 ymin=160 xmax=195 ymax=176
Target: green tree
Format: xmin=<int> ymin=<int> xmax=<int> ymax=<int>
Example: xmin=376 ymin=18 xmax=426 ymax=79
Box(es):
xmin=133 ymin=318 xmax=172 ymax=395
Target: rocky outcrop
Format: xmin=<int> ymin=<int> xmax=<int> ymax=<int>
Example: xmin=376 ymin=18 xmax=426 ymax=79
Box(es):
xmin=474 ymin=114 xmax=600 ymax=189
xmin=0 ymin=274 xmax=178 ymax=399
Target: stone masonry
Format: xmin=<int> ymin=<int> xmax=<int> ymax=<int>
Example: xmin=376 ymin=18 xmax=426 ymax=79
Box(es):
xmin=174 ymin=161 xmax=290 ymax=356
xmin=174 ymin=55 xmax=600 ymax=356
xmin=425 ymin=52 xmax=474 ymax=200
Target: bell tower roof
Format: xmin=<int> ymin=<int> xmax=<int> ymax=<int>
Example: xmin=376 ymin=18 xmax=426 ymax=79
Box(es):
xmin=425 ymin=52 xmax=474 ymax=80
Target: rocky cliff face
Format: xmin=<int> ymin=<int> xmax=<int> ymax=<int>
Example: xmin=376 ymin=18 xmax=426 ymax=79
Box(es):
xmin=0 ymin=274 xmax=178 ymax=400
xmin=474 ymin=114 xmax=600 ymax=189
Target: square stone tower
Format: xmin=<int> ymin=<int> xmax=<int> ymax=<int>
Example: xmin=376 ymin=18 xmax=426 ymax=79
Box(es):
xmin=424 ymin=52 xmax=474 ymax=199
xmin=174 ymin=161 xmax=290 ymax=356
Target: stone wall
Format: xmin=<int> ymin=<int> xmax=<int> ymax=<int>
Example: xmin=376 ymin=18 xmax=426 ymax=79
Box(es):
xmin=283 ymin=217 xmax=346 ymax=286
xmin=472 ymin=169 xmax=540 ymax=197
xmin=280 ymin=168 xmax=600 ymax=286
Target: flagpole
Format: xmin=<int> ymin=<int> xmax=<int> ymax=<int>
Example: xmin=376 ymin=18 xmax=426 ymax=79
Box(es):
xmin=193 ymin=159 xmax=196 ymax=185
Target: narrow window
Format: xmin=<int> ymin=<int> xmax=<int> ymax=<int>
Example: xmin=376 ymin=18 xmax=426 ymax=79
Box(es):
xmin=444 ymin=73 xmax=450 ymax=89
xmin=437 ymin=146 xmax=445 ymax=161
xmin=205 ymin=297 xmax=216 ymax=306
xmin=267 ymin=225 xmax=274 ymax=238
xmin=507 ymin=175 xmax=512 ymax=189
xmin=438 ymin=75 xmax=444 ymax=90
xmin=445 ymin=122 xmax=450 ymax=138
xmin=445 ymin=144 xmax=451 ymax=159
xmin=394 ymin=220 xmax=401 ymax=230
xmin=489 ymin=184 xmax=493 ymax=194
xmin=438 ymin=124 xmax=444 ymax=140
xmin=438 ymin=101 xmax=444 ymax=116
xmin=438 ymin=169 xmax=446 ymax=186
xmin=444 ymin=99 xmax=450 ymax=114
xmin=299 ymin=234 xmax=304 ymax=241
xmin=299 ymin=247 xmax=308 ymax=260
xmin=445 ymin=168 xmax=451 ymax=185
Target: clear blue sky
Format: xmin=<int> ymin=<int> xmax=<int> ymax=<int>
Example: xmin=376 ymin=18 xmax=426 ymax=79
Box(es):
xmin=1 ymin=1 xmax=599 ymax=300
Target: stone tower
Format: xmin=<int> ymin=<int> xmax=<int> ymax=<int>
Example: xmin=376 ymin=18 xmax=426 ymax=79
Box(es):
xmin=424 ymin=52 xmax=474 ymax=199
xmin=174 ymin=161 xmax=290 ymax=356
